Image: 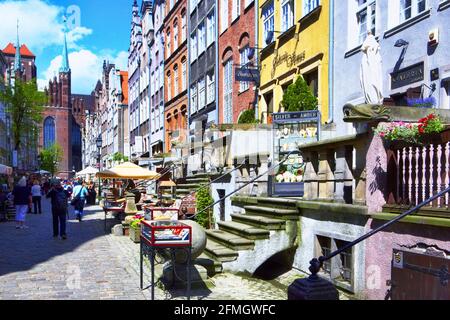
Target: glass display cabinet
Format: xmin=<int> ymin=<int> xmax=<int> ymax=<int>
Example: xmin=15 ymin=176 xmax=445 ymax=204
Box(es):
xmin=271 ymin=111 xmax=320 ymax=197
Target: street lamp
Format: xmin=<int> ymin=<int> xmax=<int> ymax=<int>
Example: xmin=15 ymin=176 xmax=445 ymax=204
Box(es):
xmin=96 ymin=136 xmax=103 ymax=203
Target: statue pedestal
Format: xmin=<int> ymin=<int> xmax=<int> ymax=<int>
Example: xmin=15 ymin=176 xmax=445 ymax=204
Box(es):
xmin=288 ymin=275 xmax=339 ymax=300
xmin=162 ymin=263 xmax=214 ymax=290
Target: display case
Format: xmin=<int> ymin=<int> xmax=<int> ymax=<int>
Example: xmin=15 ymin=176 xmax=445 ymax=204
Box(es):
xmin=140 ymin=220 xmax=192 ymax=247
xmin=271 ymin=111 xmax=320 ymax=197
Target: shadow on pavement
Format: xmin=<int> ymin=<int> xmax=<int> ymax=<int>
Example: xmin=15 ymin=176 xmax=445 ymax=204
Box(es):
xmin=0 ymin=199 xmax=120 ymax=277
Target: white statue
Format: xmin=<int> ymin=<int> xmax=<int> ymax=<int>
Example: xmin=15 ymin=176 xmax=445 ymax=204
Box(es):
xmin=360 ymin=32 xmax=384 ymax=105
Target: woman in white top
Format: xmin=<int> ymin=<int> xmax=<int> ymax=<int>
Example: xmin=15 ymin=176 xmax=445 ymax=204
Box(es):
xmin=31 ymin=180 xmax=42 ymax=214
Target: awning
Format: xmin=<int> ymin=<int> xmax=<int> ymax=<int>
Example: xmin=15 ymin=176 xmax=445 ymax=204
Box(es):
xmin=96 ymin=162 xmax=160 ymax=179
xmin=0 ymin=164 xmax=13 ymax=175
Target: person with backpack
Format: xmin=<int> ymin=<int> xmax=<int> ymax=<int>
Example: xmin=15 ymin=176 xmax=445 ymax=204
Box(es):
xmin=46 ymin=180 xmax=69 ymax=240
xmin=72 ymin=180 xmax=88 ymax=222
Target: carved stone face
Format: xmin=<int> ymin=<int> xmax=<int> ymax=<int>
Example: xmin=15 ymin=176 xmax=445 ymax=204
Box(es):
xmin=343 ymin=103 xmax=391 ymax=123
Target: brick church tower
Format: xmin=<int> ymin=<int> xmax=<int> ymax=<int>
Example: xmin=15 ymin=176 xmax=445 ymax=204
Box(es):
xmin=40 ymin=24 xmax=73 ymax=179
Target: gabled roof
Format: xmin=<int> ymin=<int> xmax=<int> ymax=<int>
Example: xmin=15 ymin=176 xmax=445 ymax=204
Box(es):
xmin=2 ymin=43 xmax=35 ymax=57
xmin=120 ymin=71 xmax=129 ymax=105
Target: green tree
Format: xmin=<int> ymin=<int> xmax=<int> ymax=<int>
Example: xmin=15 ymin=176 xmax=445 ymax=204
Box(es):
xmin=0 ymin=78 xmax=47 ymax=152
xmin=40 ymin=143 xmax=63 ymax=177
xmin=238 ymin=109 xmax=258 ymax=124
xmin=112 ymin=152 xmax=129 ymax=162
xmin=280 ymin=76 xmax=318 ymax=112
xmin=195 ymin=186 xmax=214 ymax=229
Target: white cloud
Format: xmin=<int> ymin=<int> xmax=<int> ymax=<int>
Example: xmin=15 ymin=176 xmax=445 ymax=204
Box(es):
xmin=0 ymin=0 xmax=92 ymax=54
xmin=38 ymin=49 xmax=129 ymax=94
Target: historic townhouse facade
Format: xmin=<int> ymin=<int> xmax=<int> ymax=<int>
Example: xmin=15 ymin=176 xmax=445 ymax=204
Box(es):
xmin=164 ymin=0 xmax=189 ymax=154
xmin=129 ymin=0 xmax=145 ymax=160
xmin=149 ymin=0 xmax=166 ymax=158
xmin=218 ymin=0 xmax=257 ymax=123
xmin=332 ymin=0 xmax=450 ymax=137
xmin=258 ymin=0 xmax=330 ymax=124
xmin=188 ymin=0 xmax=218 ymax=137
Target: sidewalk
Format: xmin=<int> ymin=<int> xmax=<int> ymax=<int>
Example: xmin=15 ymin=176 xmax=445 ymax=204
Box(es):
xmin=0 ymin=198 xmax=293 ymax=300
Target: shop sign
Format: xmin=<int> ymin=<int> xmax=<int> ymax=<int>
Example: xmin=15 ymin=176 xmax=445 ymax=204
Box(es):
xmin=273 ymin=51 xmax=306 ymax=70
xmin=235 ymin=67 xmax=260 ymax=83
xmin=391 ymin=62 xmax=424 ymax=90
xmin=272 ymin=110 xmax=320 ymax=123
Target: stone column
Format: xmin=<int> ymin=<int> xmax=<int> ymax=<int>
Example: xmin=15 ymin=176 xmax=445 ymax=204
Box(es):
xmin=354 ymin=141 xmax=367 ymax=206
xmin=334 ymin=146 xmax=352 ymax=203
xmin=318 ymin=149 xmax=335 ymax=202
xmin=303 ymin=150 xmax=318 ymax=200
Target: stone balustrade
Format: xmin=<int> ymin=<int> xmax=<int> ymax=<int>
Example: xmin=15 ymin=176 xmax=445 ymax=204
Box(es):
xmin=300 ymin=133 xmax=369 ymax=205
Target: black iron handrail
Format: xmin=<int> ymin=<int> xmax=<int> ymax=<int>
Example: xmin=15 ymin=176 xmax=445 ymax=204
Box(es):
xmin=308 ymin=186 xmax=450 ymax=278
xmin=192 ymin=149 xmax=298 ymax=219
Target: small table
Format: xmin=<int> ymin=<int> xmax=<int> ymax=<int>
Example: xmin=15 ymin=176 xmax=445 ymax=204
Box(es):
xmin=139 ymin=220 xmax=192 ymax=300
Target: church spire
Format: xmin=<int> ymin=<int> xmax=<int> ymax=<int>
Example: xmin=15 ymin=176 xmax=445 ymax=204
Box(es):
xmin=14 ymin=20 xmax=22 ymax=72
xmin=60 ymin=17 xmax=70 ymax=73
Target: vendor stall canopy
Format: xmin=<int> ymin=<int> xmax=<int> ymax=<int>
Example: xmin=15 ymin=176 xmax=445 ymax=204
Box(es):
xmin=76 ymin=166 xmax=99 ymax=176
xmin=96 ymin=162 xmax=160 ymax=180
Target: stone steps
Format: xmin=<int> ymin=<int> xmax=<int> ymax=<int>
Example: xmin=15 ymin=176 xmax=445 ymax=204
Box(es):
xmin=217 ymin=221 xmax=270 ymax=240
xmin=205 ymin=229 xmax=255 ymax=251
xmin=204 ymin=239 xmax=239 ymax=263
xmin=244 ymin=205 xmax=300 ymax=221
xmin=230 ymin=213 xmax=286 ymax=231
xmin=195 ymin=253 xmax=223 ymax=276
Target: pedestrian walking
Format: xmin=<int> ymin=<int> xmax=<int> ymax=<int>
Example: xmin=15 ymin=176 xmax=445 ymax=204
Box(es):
xmin=87 ymin=181 xmax=97 ymax=205
xmin=46 ymin=180 xmax=69 ymax=240
xmin=11 ymin=177 xmax=31 ymax=229
xmin=72 ymin=180 xmax=88 ymax=222
xmin=31 ymin=180 xmax=42 ymax=214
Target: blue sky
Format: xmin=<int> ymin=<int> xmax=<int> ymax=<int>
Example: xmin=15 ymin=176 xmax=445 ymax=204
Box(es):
xmin=0 ymin=0 xmax=133 ymax=94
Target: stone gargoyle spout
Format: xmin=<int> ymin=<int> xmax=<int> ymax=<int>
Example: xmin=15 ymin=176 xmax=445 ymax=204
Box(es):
xmin=343 ymin=103 xmax=391 ymax=123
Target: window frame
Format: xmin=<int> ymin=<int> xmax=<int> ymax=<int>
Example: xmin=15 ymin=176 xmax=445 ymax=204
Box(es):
xmin=400 ymin=0 xmax=428 ymax=23
xmin=303 ymin=0 xmax=320 ymax=17
xmin=281 ymin=0 xmax=295 ymax=32
xmin=356 ymin=1 xmax=376 ymax=45
xmin=223 ymin=58 xmax=233 ymax=123
xmin=262 ymin=1 xmax=275 ymax=46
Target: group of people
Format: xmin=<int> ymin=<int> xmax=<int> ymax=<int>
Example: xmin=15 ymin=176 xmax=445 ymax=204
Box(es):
xmin=2 ymin=177 xmax=98 ymax=240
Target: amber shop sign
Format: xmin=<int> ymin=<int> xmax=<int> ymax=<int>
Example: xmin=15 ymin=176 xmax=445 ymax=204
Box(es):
xmin=391 ymin=62 xmax=424 ymax=90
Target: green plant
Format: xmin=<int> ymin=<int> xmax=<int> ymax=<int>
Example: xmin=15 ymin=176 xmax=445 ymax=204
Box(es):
xmin=280 ymin=76 xmax=318 ymax=112
xmin=40 ymin=143 xmax=64 ymax=177
xmin=374 ymin=114 xmax=445 ymax=144
xmin=130 ymin=218 xmax=144 ymax=229
xmin=196 ymin=186 xmax=214 ymax=229
xmin=0 ymin=78 xmax=46 ymax=152
xmin=238 ymin=109 xmax=258 ymax=124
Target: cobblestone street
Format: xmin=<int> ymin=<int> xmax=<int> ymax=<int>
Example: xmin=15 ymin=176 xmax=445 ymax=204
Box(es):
xmin=0 ymin=198 xmax=297 ymax=300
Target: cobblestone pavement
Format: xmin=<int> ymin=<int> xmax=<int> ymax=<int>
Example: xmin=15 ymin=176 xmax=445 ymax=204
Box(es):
xmin=0 ymin=198 xmax=301 ymax=300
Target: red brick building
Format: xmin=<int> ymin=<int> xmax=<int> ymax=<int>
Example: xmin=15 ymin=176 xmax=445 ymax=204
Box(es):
xmin=2 ymin=43 xmax=37 ymax=82
xmin=218 ymin=0 xmax=256 ymax=124
xmin=164 ymin=0 xmax=188 ymax=153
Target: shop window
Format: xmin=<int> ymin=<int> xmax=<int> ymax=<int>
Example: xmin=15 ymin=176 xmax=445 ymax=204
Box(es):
xmin=303 ymin=69 xmax=319 ymax=98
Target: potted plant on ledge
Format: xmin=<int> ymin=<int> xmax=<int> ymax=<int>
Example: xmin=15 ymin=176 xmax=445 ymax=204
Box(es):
xmin=129 ymin=215 xmax=144 ymax=243
xmin=374 ymin=113 xmax=446 ymax=149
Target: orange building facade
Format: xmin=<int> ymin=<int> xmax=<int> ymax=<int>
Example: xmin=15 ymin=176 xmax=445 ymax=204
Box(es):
xmin=163 ymin=0 xmax=188 ymax=153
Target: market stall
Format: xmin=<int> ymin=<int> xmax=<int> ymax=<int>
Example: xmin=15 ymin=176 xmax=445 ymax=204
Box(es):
xmin=75 ymin=166 xmax=99 ymax=182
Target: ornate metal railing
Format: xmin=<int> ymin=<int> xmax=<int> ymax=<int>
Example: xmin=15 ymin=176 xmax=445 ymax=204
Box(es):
xmin=307 ymin=186 xmax=450 ymax=279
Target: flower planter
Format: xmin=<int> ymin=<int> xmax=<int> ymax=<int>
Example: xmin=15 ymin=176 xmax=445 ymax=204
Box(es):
xmin=129 ymin=226 xmax=141 ymax=243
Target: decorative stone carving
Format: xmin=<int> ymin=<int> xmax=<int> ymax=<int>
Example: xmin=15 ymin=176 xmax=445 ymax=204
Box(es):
xmin=343 ymin=104 xmax=391 ymax=123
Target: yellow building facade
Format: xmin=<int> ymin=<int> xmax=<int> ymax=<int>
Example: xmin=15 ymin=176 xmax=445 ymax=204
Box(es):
xmin=258 ymin=0 xmax=329 ymax=123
